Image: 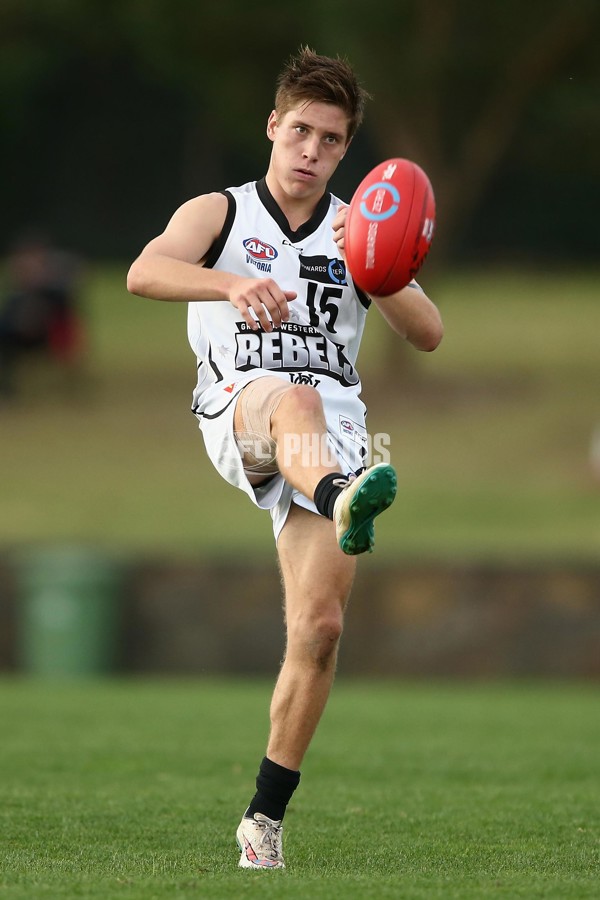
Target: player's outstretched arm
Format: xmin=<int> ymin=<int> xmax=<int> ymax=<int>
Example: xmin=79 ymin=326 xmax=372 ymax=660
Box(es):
xmin=127 ymin=193 xmax=296 ymax=331
xmin=370 ymin=285 xmax=443 ymax=352
xmin=127 ymin=193 xmax=233 ymax=302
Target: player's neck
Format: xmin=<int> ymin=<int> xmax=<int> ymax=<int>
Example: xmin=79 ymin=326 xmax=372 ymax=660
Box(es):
xmin=264 ymin=171 xmax=325 ymax=233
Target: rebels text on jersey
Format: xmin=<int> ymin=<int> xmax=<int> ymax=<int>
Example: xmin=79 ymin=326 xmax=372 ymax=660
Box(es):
xmin=188 ymin=178 xmax=370 ymax=417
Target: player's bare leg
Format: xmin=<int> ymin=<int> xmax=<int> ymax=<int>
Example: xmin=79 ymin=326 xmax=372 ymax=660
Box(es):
xmin=234 ymin=384 xmax=396 ymax=868
xmin=236 ymin=503 xmax=355 ymax=868
xmin=268 ymin=503 xmax=356 ymax=768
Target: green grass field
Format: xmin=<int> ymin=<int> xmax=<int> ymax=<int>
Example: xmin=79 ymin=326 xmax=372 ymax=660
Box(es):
xmin=1 ymin=678 xmax=598 ymax=899
xmin=0 ymin=265 xmax=599 ymax=560
xmin=2 ymin=269 xmax=598 ymax=897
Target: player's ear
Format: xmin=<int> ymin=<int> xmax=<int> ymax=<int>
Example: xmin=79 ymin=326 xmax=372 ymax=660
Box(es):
xmin=266 ymin=110 xmax=277 ymax=142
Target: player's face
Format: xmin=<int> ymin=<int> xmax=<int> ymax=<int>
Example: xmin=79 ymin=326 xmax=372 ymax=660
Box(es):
xmin=266 ymin=101 xmax=350 ymax=202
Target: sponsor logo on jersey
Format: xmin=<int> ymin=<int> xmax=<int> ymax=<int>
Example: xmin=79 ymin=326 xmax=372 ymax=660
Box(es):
xmin=243 ymin=237 xmax=278 ymax=272
xmin=289 ymin=372 xmax=321 ymax=387
xmin=339 ymin=415 xmax=368 ymax=450
xmin=299 ymin=255 xmax=347 ymax=286
xmin=233 ymin=321 xmax=359 ymax=387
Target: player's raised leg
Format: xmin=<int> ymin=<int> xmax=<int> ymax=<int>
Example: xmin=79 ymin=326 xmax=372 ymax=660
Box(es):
xmin=237 ymin=503 xmax=356 ymax=868
xmin=234 ymin=379 xmax=397 ymax=556
xmin=271 ymin=386 xmax=397 ymax=554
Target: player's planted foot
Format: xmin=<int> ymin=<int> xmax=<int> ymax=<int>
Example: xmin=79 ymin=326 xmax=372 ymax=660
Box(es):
xmin=236 ymin=812 xmax=285 ymax=869
xmin=334 ymin=462 xmax=397 ymax=555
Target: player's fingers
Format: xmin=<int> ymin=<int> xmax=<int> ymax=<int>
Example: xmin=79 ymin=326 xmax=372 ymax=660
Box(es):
xmin=262 ymin=281 xmax=295 ymax=327
xmin=233 ymin=280 xmax=295 ymax=330
xmin=333 ymin=230 xmax=346 ymax=262
xmin=238 ymin=301 xmax=260 ymax=331
xmin=231 ymin=289 xmax=271 ymax=331
xmin=249 ymin=295 xmax=274 ymax=332
xmin=332 ymin=205 xmax=348 ymax=233
xmin=273 ymin=290 xmax=298 ymax=326
xmin=262 ymin=286 xmax=285 ymax=328
xmin=334 ymin=232 xmax=346 ymax=263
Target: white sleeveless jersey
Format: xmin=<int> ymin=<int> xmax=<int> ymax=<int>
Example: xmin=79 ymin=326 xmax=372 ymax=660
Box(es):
xmin=188 ymin=178 xmax=372 ymax=454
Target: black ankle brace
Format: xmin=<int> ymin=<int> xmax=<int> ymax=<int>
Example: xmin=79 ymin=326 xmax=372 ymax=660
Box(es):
xmin=245 ymin=756 xmax=301 ymax=823
xmin=313 ymin=472 xmax=347 ymax=520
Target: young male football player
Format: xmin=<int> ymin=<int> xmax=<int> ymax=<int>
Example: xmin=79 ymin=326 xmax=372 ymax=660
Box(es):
xmin=127 ymin=46 xmax=443 ymax=869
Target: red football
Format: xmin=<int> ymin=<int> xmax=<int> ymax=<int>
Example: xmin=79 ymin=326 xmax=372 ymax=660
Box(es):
xmin=345 ymin=158 xmax=436 ymax=296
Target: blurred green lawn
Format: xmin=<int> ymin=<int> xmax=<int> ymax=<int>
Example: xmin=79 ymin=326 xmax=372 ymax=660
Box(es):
xmin=1 ymin=678 xmax=599 ymax=899
xmin=0 ymin=266 xmax=598 ymax=561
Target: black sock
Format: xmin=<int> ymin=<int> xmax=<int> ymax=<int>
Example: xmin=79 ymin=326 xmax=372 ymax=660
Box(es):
xmin=245 ymin=756 xmax=301 ymax=823
xmin=313 ymin=472 xmax=347 ymax=520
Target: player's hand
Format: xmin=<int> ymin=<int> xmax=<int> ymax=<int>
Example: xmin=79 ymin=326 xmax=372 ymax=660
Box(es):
xmin=228 ymin=277 xmax=297 ymax=332
xmin=332 ymin=205 xmax=348 ymax=262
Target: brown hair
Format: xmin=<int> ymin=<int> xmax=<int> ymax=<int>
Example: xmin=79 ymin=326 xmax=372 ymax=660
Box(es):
xmin=274 ymin=46 xmax=370 ymax=142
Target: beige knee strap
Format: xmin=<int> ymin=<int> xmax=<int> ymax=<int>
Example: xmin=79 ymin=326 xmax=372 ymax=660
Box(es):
xmin=236 ymin=377 xmax=291 ymax=477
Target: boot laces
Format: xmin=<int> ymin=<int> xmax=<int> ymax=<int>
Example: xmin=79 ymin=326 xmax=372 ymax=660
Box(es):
xmin=254 ymin=815 xmax=283 ymax=858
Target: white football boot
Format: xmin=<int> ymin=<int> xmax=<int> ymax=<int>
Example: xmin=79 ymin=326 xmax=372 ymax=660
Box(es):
xmin=236 ymin=812 xmax=285 ymax=869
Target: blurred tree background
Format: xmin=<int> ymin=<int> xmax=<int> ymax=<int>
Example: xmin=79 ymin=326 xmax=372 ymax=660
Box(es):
xmin=1 ymin=0 xmax=599 ymax=264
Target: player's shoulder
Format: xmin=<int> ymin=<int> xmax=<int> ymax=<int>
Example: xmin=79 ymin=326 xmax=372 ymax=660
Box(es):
xmin=177 ymin=181 xmax=257 ymax=218
xmin=166 ymin=191 xmax=234 ymax=240
xmin=222 ymin=180 xmax=258 ymax=200
xmin=178 ymin=191 xmax=230 ymax=215
xmin=166 ymin=191 xmax=226 ymax=226
xmin=184 ymin=181 xmax=257 ymax=214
